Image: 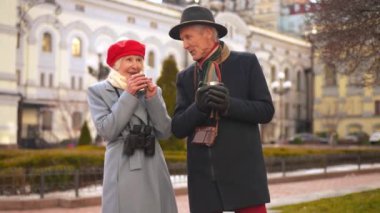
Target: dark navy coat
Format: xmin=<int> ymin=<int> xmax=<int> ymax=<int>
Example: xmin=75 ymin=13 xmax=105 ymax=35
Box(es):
xmin=172 ymin=51 xmax=274 ymax=213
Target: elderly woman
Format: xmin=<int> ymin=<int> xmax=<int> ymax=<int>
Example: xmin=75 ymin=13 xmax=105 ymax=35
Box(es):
xmin=87 ymin=40 xmax=177 ymax=213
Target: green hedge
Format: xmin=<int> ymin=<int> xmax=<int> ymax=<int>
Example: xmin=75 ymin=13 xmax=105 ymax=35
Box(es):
xmin=0 ymin=147 xmax=104 ymax=169
xmin=1 ymin=146 xmax=379 ymax=170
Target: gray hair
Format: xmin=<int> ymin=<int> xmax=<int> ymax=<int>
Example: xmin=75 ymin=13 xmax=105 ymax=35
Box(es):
xmin=113 ymin=56 xmax=124 ymax=70
xmin=194 ymin=25 xmax=219 ymax=42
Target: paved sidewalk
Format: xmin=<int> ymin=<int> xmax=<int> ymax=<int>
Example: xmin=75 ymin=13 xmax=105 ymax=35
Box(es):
xmin=2 ymin=172 xmax=380 ymax=213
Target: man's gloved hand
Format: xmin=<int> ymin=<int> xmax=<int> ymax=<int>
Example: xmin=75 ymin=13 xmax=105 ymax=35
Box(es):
xmin=208 ymin=85 xmax=230 ymax=114
xmin=195 ymin=85 xmax=212 ymax=113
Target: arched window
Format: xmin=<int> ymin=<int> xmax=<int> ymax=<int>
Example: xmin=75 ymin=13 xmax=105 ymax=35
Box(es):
xmin=42 ymin=32 xmax=52 ymax=52
xmin=71 ymin=37 xmax=82 ymax=57
xmin=148 ymin=51 xmax=155 ymax=68
xmin=347 ymin=123 xmax=362 ymax=134
xmin=271 ymin=66 xmax=276 ymax=82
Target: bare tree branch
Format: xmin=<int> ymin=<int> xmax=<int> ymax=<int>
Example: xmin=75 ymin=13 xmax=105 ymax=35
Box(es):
xmin=309 ymin=0 xmax=380 ymax=86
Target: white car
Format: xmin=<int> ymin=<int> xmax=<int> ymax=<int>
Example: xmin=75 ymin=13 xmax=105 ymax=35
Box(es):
xmin=369 ymin=132 xmax=380 ymax=144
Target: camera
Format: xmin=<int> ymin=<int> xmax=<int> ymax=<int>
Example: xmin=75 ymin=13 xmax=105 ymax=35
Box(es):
xmin=124 ymin=124 xmax=155 ymax=157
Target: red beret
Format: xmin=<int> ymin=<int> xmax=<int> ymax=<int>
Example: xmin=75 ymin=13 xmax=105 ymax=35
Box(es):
xmin=106 ymin=40 xmax=145 ymax=67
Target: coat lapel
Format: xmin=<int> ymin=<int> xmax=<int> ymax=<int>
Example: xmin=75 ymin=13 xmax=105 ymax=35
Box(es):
xmin=103 ymin=81 xmax=148 ymax=124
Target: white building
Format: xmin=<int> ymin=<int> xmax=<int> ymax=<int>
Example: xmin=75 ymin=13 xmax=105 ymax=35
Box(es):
xmin=0 ymin=0 xmax=311 ymax=147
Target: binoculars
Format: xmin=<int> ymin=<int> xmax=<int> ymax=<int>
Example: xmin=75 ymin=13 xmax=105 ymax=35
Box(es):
xmin=124 ymin=124 xmax=155 ymax=157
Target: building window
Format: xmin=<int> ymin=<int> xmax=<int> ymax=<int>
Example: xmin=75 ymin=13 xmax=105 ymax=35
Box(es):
xmin=284 ymin=68 xmax=289 ymax=80
xmin=42 ymin=32 xmax=52 ymax=52
xmin=297 ymin=71 xmax=301 ymax=91
xmin=71 ymin=76 xmax=76 ymax=89
xmin=49 ymin=73 xmax=53 ymax=87
xmin=40 ymin=73 xmax=45 ymax=87
xmin=75 ymin=4 xmax=85 ymax=12
xmin=79 ymin=77 xmax=83 ymax=90
xmin=324 ymin=64 xmax=337 ymax=86
xmin=296 ymin=104 xmax=301 ymax=119
xmin=285 ymin=103 xmax=289 ymax=119
xmin=271 ymin=66 xmax=276 ymax=82
xmin=348 ymin=73 xmax=361 ymax=86
xmin=150 ymin=21 xmax=158 ymax=29
xmin=72 ymin=111 xmax=83 ymax=130
xmin=148 ymin=51 xmax=155 ymax=68
xmin=127 ymin=16 xmax=135 ymax=24
xmin=71 ymin=37 xmax=82 ymax=57
xmin=16 ymin=69 xmax=21 ymax=85
xmin=375 ymin=101 xmax=380 ymax=115
xmin=42 ymin=110 xmax=53 ymax=131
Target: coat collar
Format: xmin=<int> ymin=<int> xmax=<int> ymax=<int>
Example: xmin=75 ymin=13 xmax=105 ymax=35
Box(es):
xmin=101 ymin=80 xmax=148 ymax=124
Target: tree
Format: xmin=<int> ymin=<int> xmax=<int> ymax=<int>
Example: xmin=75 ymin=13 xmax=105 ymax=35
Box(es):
xmin=78 ymin=121 xmax=92 ymax=146
xmin=308 ymin=0 xmax=380 ymax=85
xmin=156 ymin=56 xmax=186 ymax=151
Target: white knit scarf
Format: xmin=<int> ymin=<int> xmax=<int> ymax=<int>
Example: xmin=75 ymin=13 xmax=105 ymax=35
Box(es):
xmin=107 ymin=70 xmax=127 ymax=90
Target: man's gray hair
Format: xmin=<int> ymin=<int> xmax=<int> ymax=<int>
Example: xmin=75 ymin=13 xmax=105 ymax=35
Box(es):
xmin=194 ymin=25 xmax=219 ymax=42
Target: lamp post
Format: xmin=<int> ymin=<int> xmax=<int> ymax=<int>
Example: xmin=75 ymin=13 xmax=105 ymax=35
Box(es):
xmin=271 ymin=72 xmax=292 ymax=143
xmin=88 ymin=53 xmax=110 ymax=81
xmin=304 ymin=26 xmax=317 ymax=132
xmin=87 ymin=49 xmax=109 ymax=144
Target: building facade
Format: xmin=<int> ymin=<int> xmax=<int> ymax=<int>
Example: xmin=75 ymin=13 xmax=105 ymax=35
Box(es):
xmin=0 ymin=0 xmax=20 ymax=146
xmin=0 ymin=0 xmax=312 ymax=146
xmin=313 ymin=59 xmax=380 ymax=139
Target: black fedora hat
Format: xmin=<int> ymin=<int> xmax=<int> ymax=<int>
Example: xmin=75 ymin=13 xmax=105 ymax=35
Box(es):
xmin=169 ymin=6 xmax=228 ymax=40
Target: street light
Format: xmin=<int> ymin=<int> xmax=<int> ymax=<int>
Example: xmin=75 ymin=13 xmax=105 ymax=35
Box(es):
xmin=88 ymin=44 xmax=110 ymax=81
xmin=271 ymin=72 xmax=292 ymax=143
xmin=88 ymin=54 xmax=110 ymax=81
xmin=304 ymin=26 xmax=318 ymax=132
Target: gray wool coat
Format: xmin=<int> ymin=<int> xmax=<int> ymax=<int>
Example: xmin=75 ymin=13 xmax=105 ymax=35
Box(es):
xmin=87 ymin=81 xmax=178 ymax=213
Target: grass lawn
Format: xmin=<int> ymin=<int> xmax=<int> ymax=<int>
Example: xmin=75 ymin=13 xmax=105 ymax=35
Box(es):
xmin=273 ymin=188 xmax=380 ymax=213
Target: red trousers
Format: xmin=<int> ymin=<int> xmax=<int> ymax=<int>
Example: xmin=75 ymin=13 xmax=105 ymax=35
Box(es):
xmin=214 ymin=204 xmax=267 ymax=213
xmin=235 ymin=204 xmax=267 ymax=213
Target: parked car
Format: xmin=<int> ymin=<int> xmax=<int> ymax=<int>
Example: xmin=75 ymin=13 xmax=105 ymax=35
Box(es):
xmin=339 ymin=132 xmax=370 ymax=145
xmin=369 ymin=132 xmax=380 ymax=145
xmin=288 ymin=133 xmax=328 ymax=144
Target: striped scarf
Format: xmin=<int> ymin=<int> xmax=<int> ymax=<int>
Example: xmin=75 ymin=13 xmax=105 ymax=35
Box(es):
xmin=196 ymin=41 xmax=230 ymax=84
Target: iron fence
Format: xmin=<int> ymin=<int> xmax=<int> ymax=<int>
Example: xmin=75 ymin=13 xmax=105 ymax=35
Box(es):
xmin=1 ymin=152 xmax=379 ymax=199
xmin=0 ymin=167 xmax=102 ymax=198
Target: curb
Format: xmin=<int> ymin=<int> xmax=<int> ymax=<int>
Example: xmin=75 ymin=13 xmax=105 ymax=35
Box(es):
xmin=1 ymin=169 xmax=379 ymax=210
xmin=0 ymin=196 xmax=101 ymax=211
xmin=268 ymin=168 xmax=380 ymax=184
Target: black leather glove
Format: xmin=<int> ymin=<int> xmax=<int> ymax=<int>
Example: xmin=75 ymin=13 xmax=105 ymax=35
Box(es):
xmin=208 ymin=85 xmax=230 ymax=114
xmin=195 ymin=85 xmax=212 ymax=113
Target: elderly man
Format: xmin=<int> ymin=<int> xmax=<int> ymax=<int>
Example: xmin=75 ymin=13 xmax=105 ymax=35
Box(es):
xmin=170 ymin=6 xmax=274 ymax=213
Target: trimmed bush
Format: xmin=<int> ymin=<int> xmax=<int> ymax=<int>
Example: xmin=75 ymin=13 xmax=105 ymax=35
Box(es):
xmin=78 ymin=121 xmax=92 ymax=146
xmin=156 ymin=56 xmax=186 ymax=151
